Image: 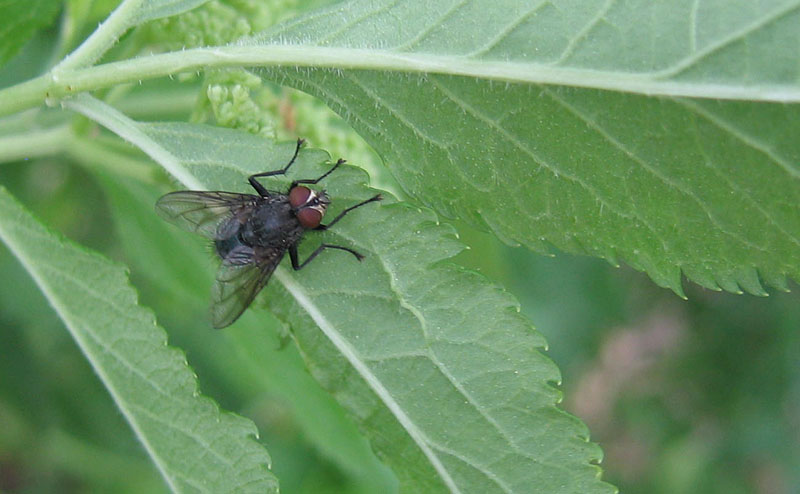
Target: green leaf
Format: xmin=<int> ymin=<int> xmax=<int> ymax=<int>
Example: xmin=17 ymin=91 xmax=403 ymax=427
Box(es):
xmin=97 ymin=172 xmax=398 ymax=492
xmin=66 ymin=95 xmax=614 ymax=493
xmin=0 ymin=0 xmax=60 ymax=68
xmin=251 ymin=0 xmax=800 ymax=296
xmin=0 ymin=185 xmax=278 ymax=493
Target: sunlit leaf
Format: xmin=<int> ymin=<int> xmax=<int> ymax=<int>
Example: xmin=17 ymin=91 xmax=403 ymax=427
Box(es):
xmin=0 ymin=0 xmax=60 ymax=68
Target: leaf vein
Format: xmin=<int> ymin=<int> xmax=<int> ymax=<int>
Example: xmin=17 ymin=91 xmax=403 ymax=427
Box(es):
xmin=427 ymin=443 xmax=515 ymax=494
xmin=555 ymin=0 xmax=617 ymax=65
xmin=676 ymin=99 xmax=800 ymax=251
xmin=372 ymin=251 xmax=544 ymax=487
xmin=126 ymin=401 xmax=234 ymax=471
xmin=544 ymin=88 xmax=772 ymax=255
xmin=318 ymin=0 xmax=403 ymax=45
xmin=654 ymin=2 xmax=800 ymax=79
xmin=427 ymin=76 xmax=670 ymax=252
xmin=394 ymin=0 xmax=469 ymax=52
xmin=466 ymin=1 xmax=550 ymax=58
xmin=675 ymin=98 xmax=800 ymax=179
xmin=275 ymin=268 xmax=464 ymax=494
xmin=689 ymin=0 xmax=700 ymax=53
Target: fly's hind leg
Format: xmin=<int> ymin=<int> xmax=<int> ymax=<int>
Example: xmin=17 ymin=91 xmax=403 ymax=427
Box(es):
xmin=291 ymin=159 xmax=345 ymax=189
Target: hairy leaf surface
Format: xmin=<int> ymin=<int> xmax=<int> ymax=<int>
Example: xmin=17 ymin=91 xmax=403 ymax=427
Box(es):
xmin=251 ymin=0 xmax=800 ymax=295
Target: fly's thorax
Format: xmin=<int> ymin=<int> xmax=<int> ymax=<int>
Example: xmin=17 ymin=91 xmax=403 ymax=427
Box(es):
xmin=239 ymin=197 xmax=304 ymax=248
xmin=289 ymin=186 xmax=330 ymax=228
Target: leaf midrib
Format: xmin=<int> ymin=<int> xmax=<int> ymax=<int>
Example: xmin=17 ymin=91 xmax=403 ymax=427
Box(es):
xmin=273 ymin=267 xmax=465 ymax=494
xmin=24 ymin=44 xmax=800 ymax=111
xmin=277 ymin=257 xmax=553 ymax=494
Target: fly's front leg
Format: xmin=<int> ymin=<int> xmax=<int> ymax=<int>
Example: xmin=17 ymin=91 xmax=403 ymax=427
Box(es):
xmin=289 ymin=192 xmax=381 ymax=269
xmin=291 ymin=159 xmax=345 ymax=189
xmin=315 ymin=194 xmax=382 ymax=231
xmin=248 ymin=138 xmax=305 ymax=196
xmin=289 ymin=243 xmax=364 ymax=271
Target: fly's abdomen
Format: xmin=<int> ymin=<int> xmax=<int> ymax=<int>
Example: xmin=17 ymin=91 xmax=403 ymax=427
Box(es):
xmin=214 ymin=234 xmax=255 ymax=265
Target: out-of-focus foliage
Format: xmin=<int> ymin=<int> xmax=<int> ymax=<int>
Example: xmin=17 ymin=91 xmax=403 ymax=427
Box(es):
xmin=0 ymin=0 xmax=61 ymax=67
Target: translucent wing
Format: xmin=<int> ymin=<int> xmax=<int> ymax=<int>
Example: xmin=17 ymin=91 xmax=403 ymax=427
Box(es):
xmin=210 ymin=247 xmax=285 ymax=328
xmin=156 ymin=191 xmax=258 ymax=239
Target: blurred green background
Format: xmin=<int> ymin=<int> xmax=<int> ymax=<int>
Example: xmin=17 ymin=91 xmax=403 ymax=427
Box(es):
xmin=2 ymin=4 xmax=799 ymax=492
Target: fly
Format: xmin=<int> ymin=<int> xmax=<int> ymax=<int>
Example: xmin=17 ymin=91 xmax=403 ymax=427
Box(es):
xmin=156 ymin=139 xmax=382 ymax=328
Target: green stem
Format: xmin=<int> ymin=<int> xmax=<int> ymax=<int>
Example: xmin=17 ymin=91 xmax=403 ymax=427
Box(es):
xmin=55 ymin=0 xmax=144 ymax=71
xmin=2 ymin=43 xmax=799 ymax=119
xmin=0 ymin=75 xmax=52 ymax=118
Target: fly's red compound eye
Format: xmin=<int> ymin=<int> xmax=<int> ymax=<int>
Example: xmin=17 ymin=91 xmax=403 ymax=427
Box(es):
xmin=296 ymin=207 xmax=322 ymax=228
xmin=289 ymin=186 xmax=311 ymax=208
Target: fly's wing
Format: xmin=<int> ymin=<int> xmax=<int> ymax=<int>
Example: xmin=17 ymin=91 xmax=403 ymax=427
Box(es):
xmin=210 ymin=247 xmax=285 ymax=328
xmin=155 ymin=191 xmax=258 ymax=239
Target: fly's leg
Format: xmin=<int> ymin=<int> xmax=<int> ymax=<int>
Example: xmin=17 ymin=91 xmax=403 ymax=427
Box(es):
xmin=248 ymin=138 xmax=305 ymax=196
xmin=289 ymin=243 xmax=364 ymax=270
xmin=290 ymin=192 xmax=382 ymax=268
xmin=291 ymin=159 xmax=345 ymax=189
xmin=315 ymin=194 xmax=382 ymax=231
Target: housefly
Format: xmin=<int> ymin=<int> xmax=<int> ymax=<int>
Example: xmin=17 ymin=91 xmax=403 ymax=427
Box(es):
xmin=156 ymin=139 xmax=381 ymax=328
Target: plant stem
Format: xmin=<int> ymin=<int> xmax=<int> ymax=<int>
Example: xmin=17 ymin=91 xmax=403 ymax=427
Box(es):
xmin=55 ymin=0 xmax=145 ymax=71
xmin=2 ymin=44 xmax=799 ymax=119
xmin=0 ymin=75 xmax=52 ymax=118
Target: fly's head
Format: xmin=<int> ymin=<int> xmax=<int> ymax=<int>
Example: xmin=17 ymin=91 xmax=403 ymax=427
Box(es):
xmin=289 ymin=186 xmax=330 ymax=229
